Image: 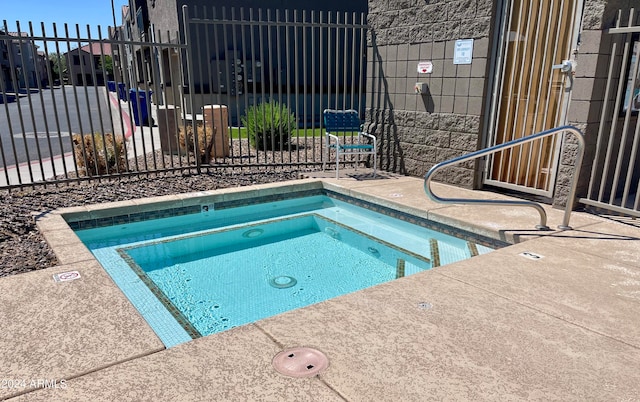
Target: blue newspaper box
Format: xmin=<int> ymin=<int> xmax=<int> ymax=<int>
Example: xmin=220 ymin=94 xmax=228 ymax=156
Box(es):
xmin=107 ymin=81 xmax=116 ymax=92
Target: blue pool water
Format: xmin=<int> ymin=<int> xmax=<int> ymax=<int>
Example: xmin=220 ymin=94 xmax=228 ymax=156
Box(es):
xmin=75 ymin=192 xmax=496 ymax=347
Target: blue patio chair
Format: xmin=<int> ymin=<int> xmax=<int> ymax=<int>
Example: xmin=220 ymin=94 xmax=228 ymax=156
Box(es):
xmin=323 ymin=109 xmax=377 ymax=179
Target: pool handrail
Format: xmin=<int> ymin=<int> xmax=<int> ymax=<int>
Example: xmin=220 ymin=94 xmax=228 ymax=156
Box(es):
xmin=423 ymin=125 xmax=585 ymax=231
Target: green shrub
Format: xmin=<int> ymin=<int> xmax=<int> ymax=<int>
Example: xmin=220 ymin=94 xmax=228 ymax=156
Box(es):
xmin=72 ymin=133 xmax=126 ymax=176
xmin=241 ymin=101 xmax=296 ymax=151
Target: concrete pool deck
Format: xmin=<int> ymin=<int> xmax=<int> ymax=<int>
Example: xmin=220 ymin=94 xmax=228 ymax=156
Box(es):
xmin=2 ymin=174 xmax=639 ymax=400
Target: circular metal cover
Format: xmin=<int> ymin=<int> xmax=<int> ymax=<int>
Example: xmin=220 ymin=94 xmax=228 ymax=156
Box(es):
xmin=272 ymin=347 xmax=329 ymax=378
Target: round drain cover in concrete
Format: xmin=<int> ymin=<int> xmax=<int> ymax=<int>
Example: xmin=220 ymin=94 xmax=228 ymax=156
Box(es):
xmin=272 ymin=347 xmax=329 ymax=378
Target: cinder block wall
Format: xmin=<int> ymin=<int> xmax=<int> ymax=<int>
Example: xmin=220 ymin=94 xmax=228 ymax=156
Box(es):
xmin=366 ymin=0 xmax=637 ymax=209
xmin=365 ymin=0 xmax=494 ymax=187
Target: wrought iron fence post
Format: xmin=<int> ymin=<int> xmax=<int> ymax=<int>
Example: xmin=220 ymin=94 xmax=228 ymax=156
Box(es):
xmin=182 ymin=5 xmax=201 ymax=174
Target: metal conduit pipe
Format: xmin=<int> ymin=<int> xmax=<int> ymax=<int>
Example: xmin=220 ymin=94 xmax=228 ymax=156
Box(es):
xmin=423 ymin=125 xmax=585 ymax=231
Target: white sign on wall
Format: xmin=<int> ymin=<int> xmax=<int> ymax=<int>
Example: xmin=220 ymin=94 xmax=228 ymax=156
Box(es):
xmin=417 ymin=61 xmax=433 ymax=74
xmin=453 ymin=39 xmax=474 ymax=65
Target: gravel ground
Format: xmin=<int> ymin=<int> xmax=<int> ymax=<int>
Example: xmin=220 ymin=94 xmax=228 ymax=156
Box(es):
xmin=0 ymin=167 xmax=310 ymax=278
xmin=0 ymin=136 xmax=373 ymax=278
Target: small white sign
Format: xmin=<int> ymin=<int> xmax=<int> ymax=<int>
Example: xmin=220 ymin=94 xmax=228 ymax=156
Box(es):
xmin=519 ymin=251 xmax=544 ymax=260
xmin=417 ymin=61 xmax=433 ymax=74
xmin=454 ymin=39 xmax=474 ymax=65
xmin=53 ymin=270 xmax=81 ymax=282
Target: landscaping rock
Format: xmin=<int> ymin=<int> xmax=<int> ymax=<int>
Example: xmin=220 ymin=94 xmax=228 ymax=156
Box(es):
xmin=0 ymin=168 xmax=303 ymax=277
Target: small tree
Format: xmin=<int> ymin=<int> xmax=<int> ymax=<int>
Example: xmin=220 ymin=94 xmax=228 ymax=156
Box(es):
xmin=99 ymin=55 xmax=114 ymax=79
xmin=48 ymin=52 xmax=66 ymax=81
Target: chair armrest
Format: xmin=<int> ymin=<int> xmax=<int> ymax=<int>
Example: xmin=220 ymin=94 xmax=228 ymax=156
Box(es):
xmin=359 ymin=132 xmax=377 ymax=146
xmin=326 ymin=132 xmax=340 ymax=142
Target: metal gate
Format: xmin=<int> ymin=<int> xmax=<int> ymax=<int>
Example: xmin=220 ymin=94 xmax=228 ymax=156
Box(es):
xmin=580 ymin=9 xmax=640 ymax=217
xmin=484 ymin=0 xmax=582 ymax=197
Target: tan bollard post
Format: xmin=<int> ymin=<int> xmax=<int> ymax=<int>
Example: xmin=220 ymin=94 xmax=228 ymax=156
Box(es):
xmin=158 ymin=105 xmax=181 ymax=155
xmin=202 ymin=105 xmax=230 ymax=158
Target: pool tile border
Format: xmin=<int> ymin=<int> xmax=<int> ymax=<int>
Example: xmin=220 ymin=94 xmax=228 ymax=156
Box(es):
xmin=429 ymin=238 xmax=441 ymax=267
xmin=467 ymin=241 xmax=480 ymax=257
xmin=65 ymin=187 xmax=507 ymax=251
xmin=324 ymin=190 xmax=510 ymax=250
xmin=65 ymin=189 xmax=324 ymax=230
xmin=67 ymin=205 xmax=202 ymax=230
xmin=214 ymin=189 xmax=324 ymax=210
xmin=116 ymin=249 xmax=203 ymax=340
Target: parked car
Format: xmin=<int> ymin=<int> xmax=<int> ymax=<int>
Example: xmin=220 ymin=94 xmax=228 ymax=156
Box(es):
xmin=0 ymin=94 xmax=16 ymax=104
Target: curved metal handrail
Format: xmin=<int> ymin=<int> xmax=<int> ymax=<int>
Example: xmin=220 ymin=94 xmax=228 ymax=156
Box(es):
xmin=424 ymin=125 xmax=585 ymax=230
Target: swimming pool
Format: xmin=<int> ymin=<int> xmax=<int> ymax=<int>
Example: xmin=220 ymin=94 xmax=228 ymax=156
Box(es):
xmin=71 ymin=188 xmax=502 ymax=347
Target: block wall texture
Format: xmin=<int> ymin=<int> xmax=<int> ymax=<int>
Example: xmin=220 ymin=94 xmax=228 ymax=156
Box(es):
xmin=366 ymin=0 xmax=493 ymax=187
xmin=367 ymin=0 xmax=638 ymax=209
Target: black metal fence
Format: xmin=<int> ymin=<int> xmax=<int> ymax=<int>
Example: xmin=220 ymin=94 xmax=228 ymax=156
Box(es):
xmin=0 ymin=7 xmax=368 ymax=188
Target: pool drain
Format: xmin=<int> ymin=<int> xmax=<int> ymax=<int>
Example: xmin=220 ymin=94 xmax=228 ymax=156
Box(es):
xmin=269 ymin=275 xmax=297 ymax=289
xmin=272 ymin=347 xmax=329 ymax=378
xmin=242 ymin=228 xmax=264 ymax=238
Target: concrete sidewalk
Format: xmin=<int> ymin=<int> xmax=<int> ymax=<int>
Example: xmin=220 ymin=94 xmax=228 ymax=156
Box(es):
xmin=0 ymin=88 xmax=159 ymax=187
xmin=2 ymin=177 xmax=639 ymax=401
